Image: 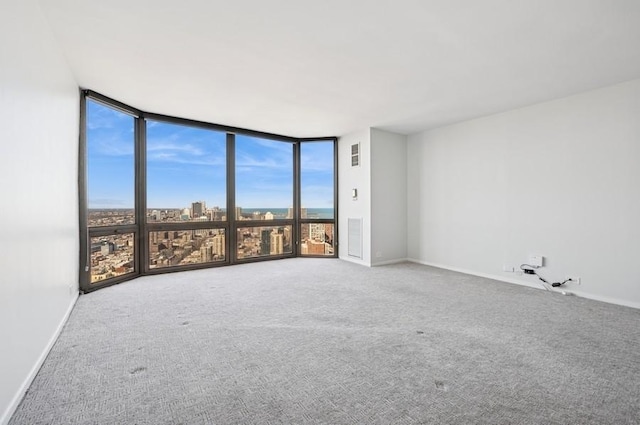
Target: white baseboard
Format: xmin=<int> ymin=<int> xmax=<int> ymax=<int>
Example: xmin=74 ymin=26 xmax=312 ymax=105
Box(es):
xmin=338 ymin=255 xmax=371 ymax=267
xmin=372 ymin=258 xmax=409 ymax=267
xmin=406 ymin=258 xmax=640 ymax=310
xmin=1 ymin=292 xmax=79 ymax=425
xmin=338 ymin=256 xmax=411 ymax=268
xmin=564 ymin=290 xmax=640 ymax=310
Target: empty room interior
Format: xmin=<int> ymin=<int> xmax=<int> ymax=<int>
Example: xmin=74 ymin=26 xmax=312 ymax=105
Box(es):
xmin=1 ymin=0 xmax=639 ymax=424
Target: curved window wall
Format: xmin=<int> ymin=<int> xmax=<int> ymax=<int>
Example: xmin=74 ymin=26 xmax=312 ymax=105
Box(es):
xmin=80 ymin=90 xmax=337 ymax=292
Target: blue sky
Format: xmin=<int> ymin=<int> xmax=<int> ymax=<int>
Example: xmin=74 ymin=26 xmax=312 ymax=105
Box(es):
xmin=87 ymin=100 xmax=334 ymax=210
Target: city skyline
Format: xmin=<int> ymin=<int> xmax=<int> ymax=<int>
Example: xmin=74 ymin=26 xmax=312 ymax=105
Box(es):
xmin=87 ymin=100 xmax=334 ymax=210
xmin=88 ymin=205 xmax=335 ymax=226
xmin=90 ymin=221 xmax=334 ymax=282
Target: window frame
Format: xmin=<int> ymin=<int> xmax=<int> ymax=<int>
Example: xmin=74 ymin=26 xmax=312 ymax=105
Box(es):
xmin=298 ymin=138 xmax=338 ymax=258
xmin=79 ymin=89 xmax=337 ymax=293
xmin=80 ymin=92 xmax=143 ymax=292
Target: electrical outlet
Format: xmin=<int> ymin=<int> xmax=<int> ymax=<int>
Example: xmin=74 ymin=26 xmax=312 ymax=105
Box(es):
xmin=529 ymin=255 xmax=544 ymax=267
xmin=567 ymin=276 xmax=581 ymax=285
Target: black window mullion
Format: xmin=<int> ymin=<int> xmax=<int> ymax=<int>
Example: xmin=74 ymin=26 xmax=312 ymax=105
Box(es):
xmin=136 ymin=117 xmax=147 ymax=274
xmin=78 ymin=91 xmax=90 ymax=292
xmin=333 ymin=138 xmax=339 ymax=257
xmin=227 ymin=133 xmax=236 ymax=264
xmin=88 ymin=224 xmax=138 ymax=237
xmin=293 ymin=141 xmax=301 ymax=256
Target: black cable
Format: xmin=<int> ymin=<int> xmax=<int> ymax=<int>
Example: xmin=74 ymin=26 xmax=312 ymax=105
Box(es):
xmin=550 ymin=278 xmax=572 ymax=287
xmin=520 ymin=264 xmax=572 ymax=288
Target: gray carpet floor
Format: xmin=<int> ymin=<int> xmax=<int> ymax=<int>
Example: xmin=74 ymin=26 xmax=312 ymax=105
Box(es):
xmin=10 ymin=259 xmax=640 ymax=424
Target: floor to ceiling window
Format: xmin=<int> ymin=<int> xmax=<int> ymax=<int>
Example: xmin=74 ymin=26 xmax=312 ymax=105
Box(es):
xmin=146 ymin=120 xmax=228 ymax=270
xmin=235 ymin=135 xmax=295 ymax=261
xmin=80 ymin=90 xmax=337 ymax=292
xmin=83 ymin=98 xmax=137 ymax=285
xmin=300 ymin=140 xmax=335 ymax=257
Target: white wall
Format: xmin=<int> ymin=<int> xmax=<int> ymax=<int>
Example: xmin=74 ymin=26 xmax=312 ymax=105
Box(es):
xmin=370 ymin=128 xmax=407 ymax=265
xmin=407 ymin=79 xmax=640 ymax=308
xmin=338 ymin=129 xmax=371 ymax=265
xmin=0 ymin=1 xmax=79 ymax=423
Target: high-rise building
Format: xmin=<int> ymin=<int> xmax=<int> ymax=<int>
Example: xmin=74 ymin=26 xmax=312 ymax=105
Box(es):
xmin=283 ymin=227 xmax=291 ymax=246
xmin=264 ymin=211 xmax=274 ymax=220
xmin=235 ymin=206 xmax=243 ymax=221
xmin=191 ymin=201 xmax=205 ymax=218
xmin=324 ymin=224 xmax=334 ymax=244
xmin=200 ymin=245 xmax=213 ymax=262
xmin=260 ymin=229 xmax=271 ymax=255
xmin=213 ymin=234 xmax=225 ymax=257
xmin=270 ymin=230 xmax=284 ymax=255
xmin=208 ymin=207 xmax=224 ymax=221
xmin=309 ymin=223 xmax=325 ymax=242
xmin=100 ymin=241 xmax=115 ymax=256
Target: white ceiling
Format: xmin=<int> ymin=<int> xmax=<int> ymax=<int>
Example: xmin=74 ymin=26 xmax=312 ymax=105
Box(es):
xmin=39 ymin=0 xmax=640 ymax=137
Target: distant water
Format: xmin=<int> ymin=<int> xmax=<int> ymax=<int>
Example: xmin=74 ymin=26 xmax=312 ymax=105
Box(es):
xmin=240 ymin=208 xmax=334 ymax=219
xmin=90 ymin=207 xmax=335 ymax=219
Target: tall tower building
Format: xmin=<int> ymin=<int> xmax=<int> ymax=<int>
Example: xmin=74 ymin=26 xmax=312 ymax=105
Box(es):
xmin=191 ymin=201 xmax=205 ymax=218
xmin=270 ymin=230 xmax=284 ymax=255
xmin=213 ymin=234 xmax=225 ymax=257
xmin=283 ymin=227 xmax=291 ymax=246
xmin=309 ymin=223 xmax=325 ymax=242
xmin=324 ymin=224 xmax=334 ymax=244
xmin=208 ymin=207 xmax=224 ymax=221
xmin=260 ymin=229 xmax=271 ymax=255
xmin=200 ymin=245 xmax=213 ymax=262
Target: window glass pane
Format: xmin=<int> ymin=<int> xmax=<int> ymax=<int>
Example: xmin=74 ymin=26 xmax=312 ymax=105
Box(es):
xmin=149 ymin=229 xmax=226 ymax=269
xmin=147 ymin=121 xmax=226 ymax=222
xmin=235 ymin=207 xmax=289 ymax=221
xmin=301 ymin=141 xmax=334 ymax=219
xmin=237 ymin=225 xmax=293 ymax=259
xmin=236 ymin=135 xmax=293 ymax=216
xmin=90 ymin=234 xmax=135 ymax=283
xmin=300 ymin=223 xmax=334 ymax=256
xmin=86 ymin=100 xmax=135 ymax=226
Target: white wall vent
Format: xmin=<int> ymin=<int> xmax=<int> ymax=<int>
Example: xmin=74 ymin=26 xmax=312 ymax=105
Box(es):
xmin=351 ymin=143 xmax=360 ymax=167
xmin=348 ymin=218 xmax=363 ymax=258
